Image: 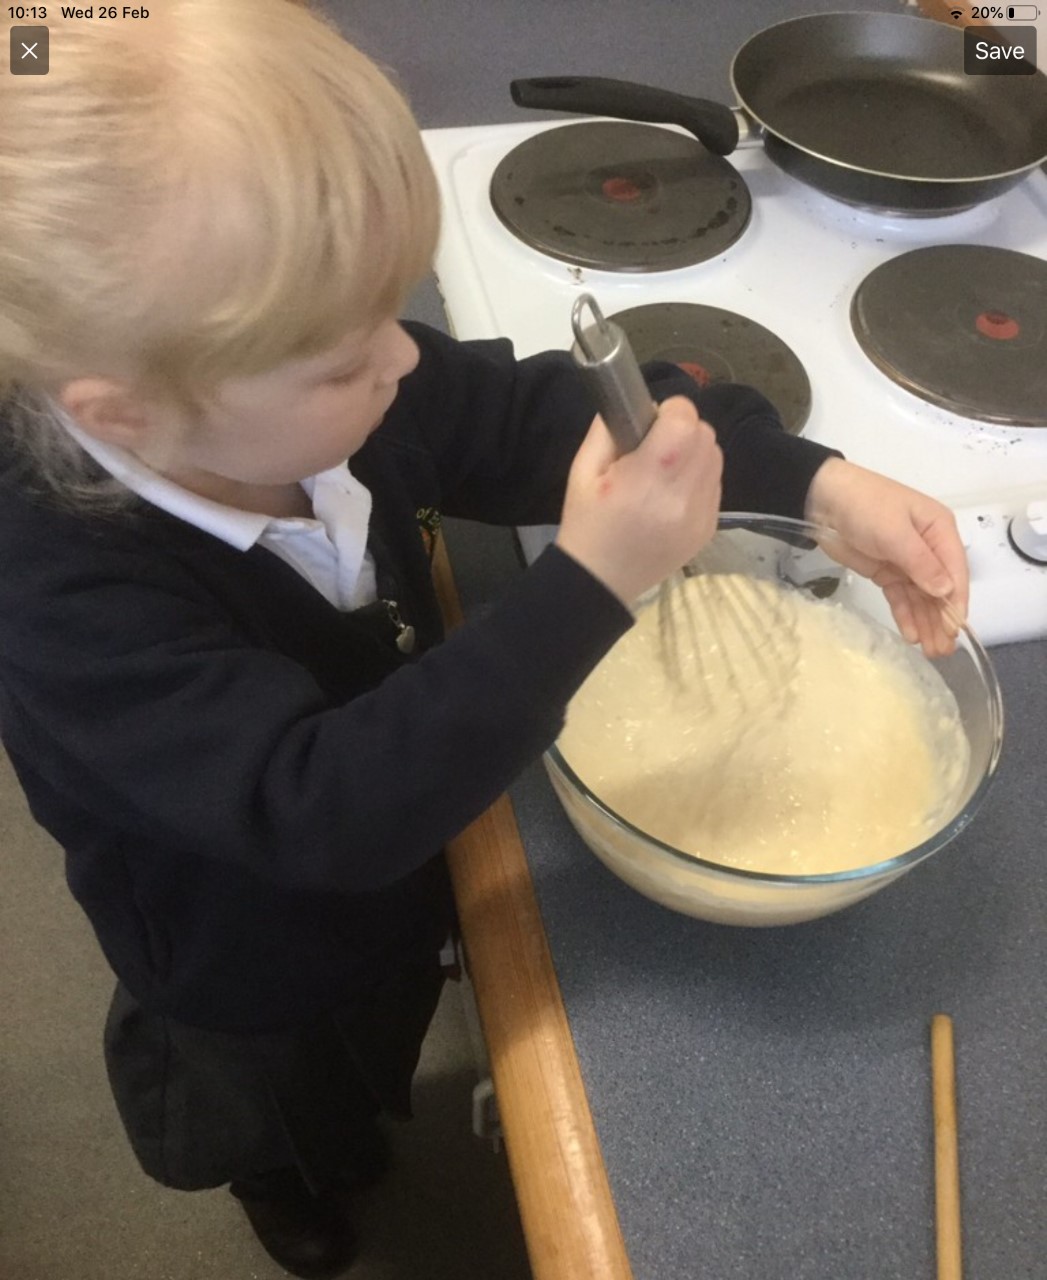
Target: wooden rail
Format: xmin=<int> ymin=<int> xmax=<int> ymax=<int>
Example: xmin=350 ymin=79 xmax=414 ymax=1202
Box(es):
xmin=432 ymin=535 xmax=633 ymax=1280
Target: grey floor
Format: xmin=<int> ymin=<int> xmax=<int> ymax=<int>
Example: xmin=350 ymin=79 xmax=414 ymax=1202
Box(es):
xmin=0 ymin=750 xmax=533 ymax=1280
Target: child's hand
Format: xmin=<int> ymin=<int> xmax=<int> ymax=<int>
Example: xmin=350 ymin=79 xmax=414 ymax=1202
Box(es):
xmin=804 ymin=458 xmax=969 ymax=658
xmin=556 ymin=396 xmax=723 ymax=606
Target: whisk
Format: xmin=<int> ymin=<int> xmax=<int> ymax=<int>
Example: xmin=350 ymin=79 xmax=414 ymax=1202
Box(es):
xmin=569 ymin=293 xmax=799 ymax=703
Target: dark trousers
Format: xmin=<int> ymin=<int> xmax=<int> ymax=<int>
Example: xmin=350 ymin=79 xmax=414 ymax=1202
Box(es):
xmin=103 ymin=955 xmax=445 ymax=1195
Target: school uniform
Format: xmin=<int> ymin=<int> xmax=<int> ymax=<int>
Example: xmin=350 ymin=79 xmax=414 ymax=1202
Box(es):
xmin=0 ymin=323 xmax=838 ymax=1192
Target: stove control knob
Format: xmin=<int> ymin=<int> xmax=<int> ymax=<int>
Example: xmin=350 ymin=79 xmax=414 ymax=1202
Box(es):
xmin=1009 ymin=500 xmax=1047 ymax=565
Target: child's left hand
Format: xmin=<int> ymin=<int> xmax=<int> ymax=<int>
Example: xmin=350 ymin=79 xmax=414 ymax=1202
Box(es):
xmin=804 ymin=457 xmax=969 ymax=658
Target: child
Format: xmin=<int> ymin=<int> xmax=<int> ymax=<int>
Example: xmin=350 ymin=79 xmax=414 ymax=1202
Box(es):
xmin=0 ymin=3 xmax=967 ymax=1276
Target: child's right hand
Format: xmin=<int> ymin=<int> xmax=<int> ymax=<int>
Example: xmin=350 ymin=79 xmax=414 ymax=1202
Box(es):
xmin=555 ymin=395 xmax=723 ymax=606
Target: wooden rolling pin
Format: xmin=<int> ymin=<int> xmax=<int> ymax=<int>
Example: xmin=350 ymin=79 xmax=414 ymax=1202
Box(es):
xmin=931 ymin=1014 xmax=963 ymax=1280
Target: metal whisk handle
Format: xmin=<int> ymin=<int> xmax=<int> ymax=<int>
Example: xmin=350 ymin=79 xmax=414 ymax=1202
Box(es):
xmin=570 ymin=294 xmax=657 ymax=455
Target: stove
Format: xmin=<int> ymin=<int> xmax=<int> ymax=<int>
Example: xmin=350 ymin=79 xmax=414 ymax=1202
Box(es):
xmin=423 ymin=119 xmax=1047 ymax=645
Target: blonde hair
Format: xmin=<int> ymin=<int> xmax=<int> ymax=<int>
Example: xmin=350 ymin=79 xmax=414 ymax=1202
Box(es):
xmin=0 ymin=0 xmax=439 ymax=498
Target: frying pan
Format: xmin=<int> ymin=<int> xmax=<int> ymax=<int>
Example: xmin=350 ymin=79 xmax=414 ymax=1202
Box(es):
xmin=511 ymin=11 xmax=1047 ymax=214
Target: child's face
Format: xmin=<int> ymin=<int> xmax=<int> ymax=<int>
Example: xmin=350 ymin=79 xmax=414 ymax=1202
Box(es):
xmin=162 ymin=318 xmax=421 ymax=490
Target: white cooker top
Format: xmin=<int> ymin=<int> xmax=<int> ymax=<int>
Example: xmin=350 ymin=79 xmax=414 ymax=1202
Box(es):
xmin=423 ymin=121 xmax=1047 ymax=643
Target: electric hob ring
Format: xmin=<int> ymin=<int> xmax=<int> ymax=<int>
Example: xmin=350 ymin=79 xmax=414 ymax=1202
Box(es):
xmin=609 ymin=301 xmax=811 ymax=435
xmin=851 ymin=244 xmax=1047 ymax=427
xmin=490 ymin=121 xmax=752 ymax=272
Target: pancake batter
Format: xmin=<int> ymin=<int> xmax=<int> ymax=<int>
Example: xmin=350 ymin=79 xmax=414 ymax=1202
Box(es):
xmin=558 ymin=574 xmax=970 ymax=875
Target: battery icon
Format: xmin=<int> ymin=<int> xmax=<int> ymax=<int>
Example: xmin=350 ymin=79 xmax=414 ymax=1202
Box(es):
xmin=1006 ymin=5 xmax=1040 ymax=17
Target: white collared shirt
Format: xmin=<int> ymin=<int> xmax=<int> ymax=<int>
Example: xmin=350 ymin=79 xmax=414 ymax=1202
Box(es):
xmin=58 ymin=416 xmax=378 ymax=611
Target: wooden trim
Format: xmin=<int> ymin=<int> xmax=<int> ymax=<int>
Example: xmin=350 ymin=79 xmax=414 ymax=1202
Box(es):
xmin=432 ymin=535 xmax=633 ymax=1280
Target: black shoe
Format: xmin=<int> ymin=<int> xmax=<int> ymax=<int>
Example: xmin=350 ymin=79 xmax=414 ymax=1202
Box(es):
xmin=231 ymin=1181 xmax=357 ymax=1279
xmin=336 ymin=1121 xmax=391 ymax=1195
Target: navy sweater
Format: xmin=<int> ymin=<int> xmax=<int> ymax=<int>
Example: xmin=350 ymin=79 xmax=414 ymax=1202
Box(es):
xmin=0 ymin=324 xmax=836 ymax=1033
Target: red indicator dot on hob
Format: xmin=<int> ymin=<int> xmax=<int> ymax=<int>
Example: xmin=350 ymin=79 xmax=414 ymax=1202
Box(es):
xmin=601 ymin=176 xmax=643 ymax=203
xmin=678 ymin=361 xmax=712 ymax=387
xmin=975 ymin=310 xmax=1020 ymax=340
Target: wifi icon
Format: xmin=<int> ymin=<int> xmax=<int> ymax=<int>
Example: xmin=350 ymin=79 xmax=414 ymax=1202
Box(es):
xmin=950 ymin=6 xmax=964 ymax=15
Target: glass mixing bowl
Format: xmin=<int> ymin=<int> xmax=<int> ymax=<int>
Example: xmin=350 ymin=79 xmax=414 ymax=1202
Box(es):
xmin=544 ymin=514 xmax=1004 ymax=926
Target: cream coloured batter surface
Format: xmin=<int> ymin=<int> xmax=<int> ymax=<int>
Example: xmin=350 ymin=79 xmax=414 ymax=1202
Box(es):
xmin=558 ymin=574 xmax=970 ymax=875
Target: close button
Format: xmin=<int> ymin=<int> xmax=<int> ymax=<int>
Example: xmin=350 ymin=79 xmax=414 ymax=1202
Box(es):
xmin=10 ymin=26 xmax=50 ymax=75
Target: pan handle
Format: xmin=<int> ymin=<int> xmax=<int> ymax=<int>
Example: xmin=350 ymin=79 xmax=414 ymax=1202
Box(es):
xmin=510 ymin=76 xmax=740 ymax=156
